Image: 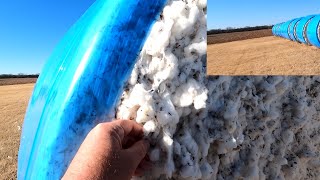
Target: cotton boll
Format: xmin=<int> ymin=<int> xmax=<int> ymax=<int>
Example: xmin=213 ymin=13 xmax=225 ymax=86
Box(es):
xmin=175 ymin=107 xmax=184 ymax=117
xmin=194 ymin=26 xmax=207 ymax=43
xmin=178 ymin=130 xmax=199 ymax=157
xmin=145 ymin=20 xmax=173 ymax=56
xmin=173 ymin=141 xmax=182 ymax=156
xmin=156 ymin=95 xmax=179 ymax=127
xmin=143 ymin=120 xmax=157 ymax=135
xmin=188 ymin=6 xmax=201 ymax=26
xmin=180 ymin=146 xmax=193 ymax=166
xmin=116 ymin=103 xmax=140 ymax=120
xmin=150 ymin=148 xmax=161 ymax=162
xmin=196 ymin=0 xmax=207 ymax=9
xmin=275 ymin=80 xmax=290 ymax=95
xmin=194 ymin=90 xmax=208 ymax=109
xmin=136 ymin=103 xmax=155 ymax=123
xmin=164 ymin=1 xmax=186 ymax=20
xmin=281 ymin=130 xmax=294 ymax=145
xmin=195 ymin=134 xmax=211 ymax=157
xmin=184 ymin=41 xmax=207 ymax=57
xmin=180 ymin=164 xmax=195 ymax=178
xmin=223 ymin=100 xmax=240 ymax=121
xmin=162 ymin=133 xmax=175 ymax=178
xmin=200 ymin=161 xmax=214 ymax=179
xmin=181 ymin=63 xmax=193 ymax=77
xmin=152 ymin=56 xmax=178 ymax=84
xmin=164 ymin=51 xmax=179 ymax=80
xmin=129 ymin=84 xmax=151 ymax=106
xmin=181 ymin=107 xmax=192 ymax=117
xmin=172 ymin=79 xmax=203 ymax=108
xmin=148 ymin=56 xmax=165 ymax=74
xmin=129 ymin=68 xmax=138 ymax=86
xmin=217 ymin=137 xmax=237 ymax=154
xmin=246 ymin=165 xmax=260 ymax=180
xmin=173 ymin=86 xmax=193 ymax=107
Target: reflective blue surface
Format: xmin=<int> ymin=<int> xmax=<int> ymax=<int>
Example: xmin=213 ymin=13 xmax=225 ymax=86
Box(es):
xmin=288 ymin=18 xmax=301 ymax=41
xmin=296 ymin=15 xmax=315 ymax=44
xmin=273 ymin=14 xmax=320 ymax=48
xmin=306 ymin=15 xmax=320 ymax=48
xmin=17 ymin=0 xmax=167 ymax=179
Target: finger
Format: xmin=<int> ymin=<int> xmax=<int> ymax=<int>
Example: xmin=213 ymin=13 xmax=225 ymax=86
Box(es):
xmin=134 ymin=160 xmax=152 ymax=177
xmin=122 ymin=136 xmax=136 ymax=149
xmin=110 ymin=120 xmax=144 ymax=141
xmin=134 ymin=168 xmax=144 ymax=177
xmin=125 ymin=139 xmax=150 ymax=168
xmin=139 ymin=159 xmax=152 ymax=170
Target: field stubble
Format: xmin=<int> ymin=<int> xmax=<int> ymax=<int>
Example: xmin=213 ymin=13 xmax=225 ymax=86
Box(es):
xmin=0 ymin=84 xmax=34 ymax=179
xmin=0 ymin=78 xmax=37 ymax=86
xmin=207 ymin=29 xmax=272 ymax=44
xmin=208 ymin=36 xmax=320 ymax=75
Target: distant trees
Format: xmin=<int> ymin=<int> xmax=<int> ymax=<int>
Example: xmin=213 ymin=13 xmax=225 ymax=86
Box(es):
xmin=0 ymin=74 xmax=39 ymax=79
xmin=207 ymin=25 xmax=273 ymax=35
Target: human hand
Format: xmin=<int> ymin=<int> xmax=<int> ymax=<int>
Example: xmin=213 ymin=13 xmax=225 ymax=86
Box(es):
xmin=63 ymin=120 xmax=151 ymax=180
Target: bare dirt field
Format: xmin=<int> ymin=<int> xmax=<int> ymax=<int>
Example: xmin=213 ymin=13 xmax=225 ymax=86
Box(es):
xmin=208 ymin=29 xmax=272 ymax=44
xmin=0 ymin=84 xmax=34 ymax=179
xmin=208 ymin=36 xmax=320 ymax=75
xmin=0 ymin=78 xmax=37 ymax=86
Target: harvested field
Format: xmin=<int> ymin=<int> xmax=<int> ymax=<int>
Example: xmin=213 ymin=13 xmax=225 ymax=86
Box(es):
xmin=207 ymin=29 xmax=272 ymax=44
xmin=208 ymin=36 xmax=320 ymax=75
xmin=0 ymin=78 xmax=37 ymax=86
xmin=0 ymin=84 xmax=34 ymax=179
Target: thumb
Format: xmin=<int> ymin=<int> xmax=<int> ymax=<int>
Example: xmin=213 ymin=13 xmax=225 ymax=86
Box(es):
xmin=125 ymin=139 xmax=150 ymax=167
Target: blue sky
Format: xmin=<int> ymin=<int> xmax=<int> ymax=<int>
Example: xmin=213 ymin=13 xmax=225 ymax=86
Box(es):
xmin=0 ymin=0 xmax=95 ymax=74
xmin=0 ymin=0 xmax=319 ymax=74
xmin=208 ymin=0 xmax=320 ymax=29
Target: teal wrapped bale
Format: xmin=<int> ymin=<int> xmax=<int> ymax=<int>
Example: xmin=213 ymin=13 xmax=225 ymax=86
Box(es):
xmin=306 ymin=15 xmax=320 ymax=48
xmin=288 ymin=18 xmax=301 ymax=41
xmin=273 ymin=14 xmax=320 ymax=48
xmin=295 ymin=15 xmax=316 ymax=44
xmin=17 ymin=0 xmax=167 ymax=179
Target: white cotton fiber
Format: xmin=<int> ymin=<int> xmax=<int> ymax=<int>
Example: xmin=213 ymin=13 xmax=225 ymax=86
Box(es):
xmin=116 ymin=0 xmax=320 ymax=179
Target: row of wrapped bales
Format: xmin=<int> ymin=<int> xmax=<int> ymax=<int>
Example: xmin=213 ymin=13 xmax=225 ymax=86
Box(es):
xmin=272 ymin=14 xmax=320 ymax=48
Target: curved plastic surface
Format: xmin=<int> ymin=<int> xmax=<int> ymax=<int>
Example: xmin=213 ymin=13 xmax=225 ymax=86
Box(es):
xmin=282 ymin=20 xmax=293 ymax=40
xmin=288 ymin=18 xmax=301 ymax=41
xmin=273 ymin=14 xmax=320 ymax=48
xmin=273 ymin=24 xmax=280 ymax=37
xmin=296 ymin=15 xmax=316 ymax=44
xmin=306 ymin=15 xmax=320 ymax=47
xmin=17 ymin=0 xmax=167 ymax=179
xmin=279 ymin=23 xmax=285 ymax=37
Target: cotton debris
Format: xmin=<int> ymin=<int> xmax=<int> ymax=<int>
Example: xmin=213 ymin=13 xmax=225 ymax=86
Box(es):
xmin=116 ymin=0 xmax=320 ymax=179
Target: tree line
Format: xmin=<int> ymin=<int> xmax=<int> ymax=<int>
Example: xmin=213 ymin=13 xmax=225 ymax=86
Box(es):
xmin=0 ymin=74 xmax=39 ymax=79
xmin=207 ymin=25 xmax=273 ymax=35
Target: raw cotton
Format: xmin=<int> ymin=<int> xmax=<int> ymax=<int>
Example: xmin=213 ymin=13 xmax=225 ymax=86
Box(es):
xmin=116 ymin=0 xmax=320 ymax=179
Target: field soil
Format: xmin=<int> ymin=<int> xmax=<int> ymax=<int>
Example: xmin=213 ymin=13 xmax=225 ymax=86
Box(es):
xmin=208 ymin=29 xmax=272 ymax=44
xmin=0 ymin=84 xmax=34 ymax=179
xmin=208 ymin=36 xmax=320 ymax=75
xmin=0 ymin=78 xmax=37 ymax=86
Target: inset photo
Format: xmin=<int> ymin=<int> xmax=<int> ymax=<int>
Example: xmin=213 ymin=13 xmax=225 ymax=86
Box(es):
xmin=208 ymin=1 xmax=320 ymax=75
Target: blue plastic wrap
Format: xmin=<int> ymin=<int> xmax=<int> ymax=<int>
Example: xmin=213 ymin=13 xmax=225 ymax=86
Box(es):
xmin=288 ymin=18 xmax=301 ymax=41
xmin=279 ymin=23 xmax=285 ymax=37
xmin=17 ymin=0 xmax=167 ymax=179
xmin=277 ymin=24 xmax=281 ymax=37
xmin=273 ymin=14 xmax=320 ymax=48
xmin=295 ymin=15 xmax=315 ymax=44
xmin=306 ymin=15 xmax=320 ymax=48
xmin=280 ymin=23 xmax=285 ymax=38
xmin=281 ymin=20 xmax=292 ymax=40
